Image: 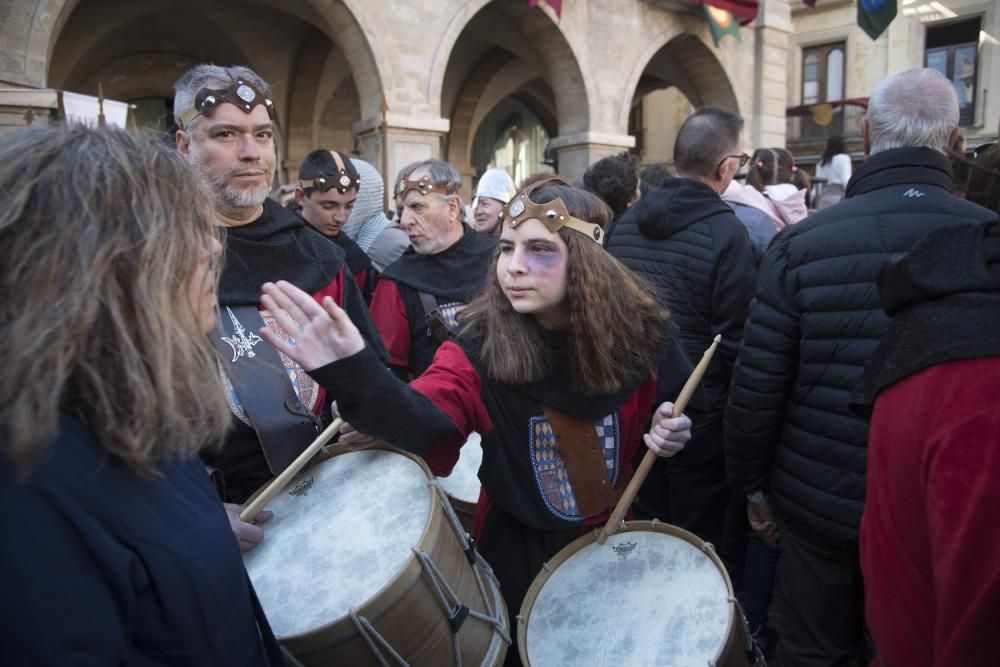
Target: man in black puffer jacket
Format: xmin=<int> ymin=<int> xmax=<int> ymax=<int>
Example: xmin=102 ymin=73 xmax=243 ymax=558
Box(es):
xmin=607 ymin=107 xmax=756 ymax=563
xmin=724 ymin=68 xmax=998 ymax=666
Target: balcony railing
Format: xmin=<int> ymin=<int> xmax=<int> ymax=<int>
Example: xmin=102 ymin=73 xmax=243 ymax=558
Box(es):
xmin=786 ymin=99 xmax=867 ymax=143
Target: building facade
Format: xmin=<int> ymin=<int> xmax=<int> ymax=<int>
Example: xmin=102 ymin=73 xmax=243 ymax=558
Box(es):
xmin=0 ymin=0 xmax=790 ymax=197
xmin=2 ymin=0 xmax=992 ymax=194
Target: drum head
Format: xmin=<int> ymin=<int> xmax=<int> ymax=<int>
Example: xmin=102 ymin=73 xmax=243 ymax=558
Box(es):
xmin=244 ymin=449 xmax=432 ymax=638
xmin=436 ymin=432 xmax=482 ymax=503
xmin=522 ymin=523 xmax=732 ymax=666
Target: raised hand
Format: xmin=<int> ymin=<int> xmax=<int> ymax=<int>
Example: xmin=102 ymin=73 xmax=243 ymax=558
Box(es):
xmin=643 ymin=401 xmax=692 ymax=457
xmin=258 ymin=280 xmax=365 ymax=371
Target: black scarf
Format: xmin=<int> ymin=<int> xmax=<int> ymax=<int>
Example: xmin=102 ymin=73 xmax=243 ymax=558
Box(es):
xmin=457 ymin=328 xmax=654 ymax=422
xmin=381 ymin=224 xmax=497 ymax=302
xmin=219 ymin=199 xmax=346 ymax=305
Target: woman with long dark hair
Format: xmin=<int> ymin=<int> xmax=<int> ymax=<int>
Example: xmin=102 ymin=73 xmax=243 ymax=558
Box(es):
xmin=815 ymin=134 xmax=852 ymax=209
xmin=258 ymin=179 xmax=693 ymax=657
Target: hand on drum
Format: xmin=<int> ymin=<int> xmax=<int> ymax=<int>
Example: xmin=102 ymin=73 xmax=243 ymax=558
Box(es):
xmin=224 ymin=503 xmax=273 ymax=552
xmin=643 ymin=402 xmax=692 ymax=457
xmin=330 ymin=401 xmax=377 ymax=449
xmin=259 ymin=280 xmax=365 ymax=372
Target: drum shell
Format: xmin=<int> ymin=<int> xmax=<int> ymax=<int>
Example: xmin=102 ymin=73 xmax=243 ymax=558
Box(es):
xmin=517 ymin=520 xmax=749 ymax=667
xmin=247 ymin=445 xmax=508 ymax=667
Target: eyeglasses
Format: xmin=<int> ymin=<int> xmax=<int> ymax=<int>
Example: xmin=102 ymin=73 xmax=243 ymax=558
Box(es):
xmin=718 ymin=153 xmax=751 ymax=170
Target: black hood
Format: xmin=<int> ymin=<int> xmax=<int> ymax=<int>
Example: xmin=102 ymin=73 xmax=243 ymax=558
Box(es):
xmin=852 ymin=218 xmax=1000 ymax=412
xmin=633 ymin=177 xmax=734 ymax=239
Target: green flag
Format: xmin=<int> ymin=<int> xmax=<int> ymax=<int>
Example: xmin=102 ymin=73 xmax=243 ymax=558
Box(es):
xmin=858 ymin=0 xmax=897 ymax=40
xmin=703 ymin=4 xmax=741 ymax=47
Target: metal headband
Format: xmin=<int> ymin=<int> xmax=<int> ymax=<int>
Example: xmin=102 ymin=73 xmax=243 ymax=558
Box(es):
xmin=395 ymin=176 xmax=453 ymax=202
xmin=502 ymin=192 xmax=604 ymax=244
xmin=300 ymin=151 xmax=361 ymax=194
xmin=178 ymin=78 xmax=275 ymax=128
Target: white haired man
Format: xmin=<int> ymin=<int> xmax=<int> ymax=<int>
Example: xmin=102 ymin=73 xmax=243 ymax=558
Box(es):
xmin=724 ymin=68 xmax=997 ymax=665
xmin=369 ymin=159 xmax=496 ymax=379
xmin=173 ymin=64 xmax=386 ymax=507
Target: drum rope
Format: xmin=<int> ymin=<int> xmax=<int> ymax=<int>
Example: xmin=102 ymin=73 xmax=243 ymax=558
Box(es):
xmin=426 ymin=482 xmax=512 ymax=645
xmin=348 ymin=609 xmax=409 ymax=667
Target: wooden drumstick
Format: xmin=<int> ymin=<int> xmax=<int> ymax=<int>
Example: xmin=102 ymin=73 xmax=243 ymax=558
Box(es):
xmin=239 ymin=417 xmax=343 ymax=523
xmin=597 ymin=334 xmax=721 ymax=545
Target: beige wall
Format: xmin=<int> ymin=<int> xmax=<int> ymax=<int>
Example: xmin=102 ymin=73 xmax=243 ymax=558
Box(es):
xmin=1 ymin=0 xmax=780 ymax=188
xmin=788 ymin=0 xmax=999 ymax=151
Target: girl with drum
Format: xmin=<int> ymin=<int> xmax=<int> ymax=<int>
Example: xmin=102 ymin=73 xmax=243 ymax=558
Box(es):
xmin=0 ymin=126 xmax=284 ymax=666
xmin=259 ymin=179 xmax=693 ymax=663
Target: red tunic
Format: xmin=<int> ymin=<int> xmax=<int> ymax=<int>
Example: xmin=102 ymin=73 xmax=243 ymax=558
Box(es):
xmin=861 ymin=357 xmax=1000 ymax=667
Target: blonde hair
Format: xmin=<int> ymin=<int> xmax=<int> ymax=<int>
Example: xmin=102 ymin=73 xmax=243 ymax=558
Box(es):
xmin=460 ymin=181 xmax=665 ymax=393
xmin=0 ymin=126 xmax=231 ymax=476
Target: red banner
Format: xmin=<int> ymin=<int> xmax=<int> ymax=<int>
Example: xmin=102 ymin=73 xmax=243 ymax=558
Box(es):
xmin=525 ymin=0 xmax=562 ymax=19
xmin=684 ymin=0 xmax=759 ymax=22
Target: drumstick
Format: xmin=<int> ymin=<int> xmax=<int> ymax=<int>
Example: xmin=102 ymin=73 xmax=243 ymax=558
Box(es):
xmin=597 ymin=334 xmax=721 ymax=545
xmin=239 ymin=418 xmax=343 ymax=523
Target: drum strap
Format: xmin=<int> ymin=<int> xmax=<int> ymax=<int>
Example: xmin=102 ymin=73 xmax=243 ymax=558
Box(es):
xmin=213 ymin=305 xmax=320 ymax=475
xmin=540 ymin=404 xmax=621 ymax=518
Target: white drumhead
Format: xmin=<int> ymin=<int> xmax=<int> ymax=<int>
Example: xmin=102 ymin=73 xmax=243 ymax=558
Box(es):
xmin=525 ymin=530 xmax=730 ymax=666
xmin=243 ymin=450 xmax=432 ymax=638
xmin=436 ymin=432 xmax=482 ymax=503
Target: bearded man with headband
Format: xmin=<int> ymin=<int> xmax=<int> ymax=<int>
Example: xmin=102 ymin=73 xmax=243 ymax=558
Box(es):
xmin=173 ymin=64 xmax=386 ymax=510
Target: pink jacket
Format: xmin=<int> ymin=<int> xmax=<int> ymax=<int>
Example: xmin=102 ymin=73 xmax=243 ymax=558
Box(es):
xmin=722 ymin=182 xmax=808 ymax=230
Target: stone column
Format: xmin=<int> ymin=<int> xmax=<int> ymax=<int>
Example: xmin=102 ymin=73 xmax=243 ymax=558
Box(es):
xmin=752 ymin=0 xmax=792 ymax=149
xmin=547 ymin=131 xmax=636 ymax=183
xmin=353 ymin=113 xmax=451 ymax=209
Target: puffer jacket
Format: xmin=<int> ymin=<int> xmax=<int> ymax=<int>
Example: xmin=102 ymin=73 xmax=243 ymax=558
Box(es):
xmin=606 ymin=177 xmax=756 ymax=422
xmin=724 ymin=147 xmax=997 ymax=549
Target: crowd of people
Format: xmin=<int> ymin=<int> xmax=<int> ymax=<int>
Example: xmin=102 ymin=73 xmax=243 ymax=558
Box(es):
xmin=2 ymin=61 xmax=999 ymax=667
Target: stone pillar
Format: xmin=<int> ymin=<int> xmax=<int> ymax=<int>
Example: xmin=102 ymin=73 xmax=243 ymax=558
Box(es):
xmin=547 ymin=131 xmax=636 ymax=183
xmin=752 ymin=0 xmax=792 ymax=149
xmin=353 ymin=113 xmax=450 ymax=209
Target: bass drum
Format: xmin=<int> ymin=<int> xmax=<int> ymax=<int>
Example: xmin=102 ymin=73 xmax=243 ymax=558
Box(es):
xmin=519 ymin=520 xmax=753 ymax=667
xmin=244 ymin=445 xmax=510 ymax=666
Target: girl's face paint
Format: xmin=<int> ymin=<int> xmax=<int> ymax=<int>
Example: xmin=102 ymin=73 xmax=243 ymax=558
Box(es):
xmin=497 ymin=217 xmax=570 ymax=330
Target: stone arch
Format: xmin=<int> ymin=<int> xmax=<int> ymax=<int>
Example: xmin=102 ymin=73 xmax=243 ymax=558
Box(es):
xmin=3 ymin=0 xmax=385 ymax=121
xmin=619 ymin=30 xmax=740 ymax=131
xmin=439 ymin=0 xmax=587 ymax=194
xmin=437 ymin=0 xmax=589 ymax=135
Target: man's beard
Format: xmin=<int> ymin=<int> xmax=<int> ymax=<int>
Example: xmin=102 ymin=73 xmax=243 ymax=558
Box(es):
xmin=190 ymin=152 xmax=270 ymax=210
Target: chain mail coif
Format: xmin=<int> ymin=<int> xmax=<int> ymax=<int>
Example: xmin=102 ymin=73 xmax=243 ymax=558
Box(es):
xmin=344 ymin=158 xmax=393 ymax=252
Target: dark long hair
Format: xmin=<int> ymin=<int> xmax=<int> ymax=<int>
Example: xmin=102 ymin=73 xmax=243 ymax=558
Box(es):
xmin=820 ymin=135 xmax=846 ymax=167
xmin=460 ymin=181 xmax=666 ymax=393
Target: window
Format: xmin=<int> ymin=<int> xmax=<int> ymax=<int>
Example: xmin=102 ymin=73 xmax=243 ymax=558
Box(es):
xmin=801 ymin=42 xmax=846 ymax=136
xmin=925 ymin=17 xmax=981 ymax=127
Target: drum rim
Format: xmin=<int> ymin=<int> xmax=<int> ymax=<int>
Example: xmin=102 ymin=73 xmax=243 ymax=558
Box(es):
xmin=516 ymin=519 xmax=738 ymax=666
xmin=249 ymin=442 xmax=446 ymax=645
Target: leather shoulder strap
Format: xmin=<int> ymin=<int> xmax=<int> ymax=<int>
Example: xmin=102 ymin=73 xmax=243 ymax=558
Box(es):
xmin=212 ymin=305 xmax=319 ymax=475
xmin=540 ymin=404 xmax=620 ymax=518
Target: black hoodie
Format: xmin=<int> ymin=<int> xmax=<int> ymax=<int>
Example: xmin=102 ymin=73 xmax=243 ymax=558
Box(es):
xmin=606 ymin=177 xmax=756 ymax=420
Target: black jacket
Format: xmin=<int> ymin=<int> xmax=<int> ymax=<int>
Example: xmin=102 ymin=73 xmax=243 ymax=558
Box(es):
xmin=606 ymin=177 xmax=756 ymax=422
xmin=724 ymin=147 xmax=997 ymax=549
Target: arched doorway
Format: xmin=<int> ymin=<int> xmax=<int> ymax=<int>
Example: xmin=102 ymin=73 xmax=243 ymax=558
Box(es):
xmin=626 ymin=33 xmax=740 ymax=170
xmin=439 ymin=0 xmax=587 ymax=197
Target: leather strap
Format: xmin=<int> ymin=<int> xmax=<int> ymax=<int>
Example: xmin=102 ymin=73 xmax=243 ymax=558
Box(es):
xmin=213 ymin=305 xmax=319 ymax=475
xmin=540 ymin=404 xmax=620 ymax=518
xmin=418 ymin=290 xmax=452 ymax=343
